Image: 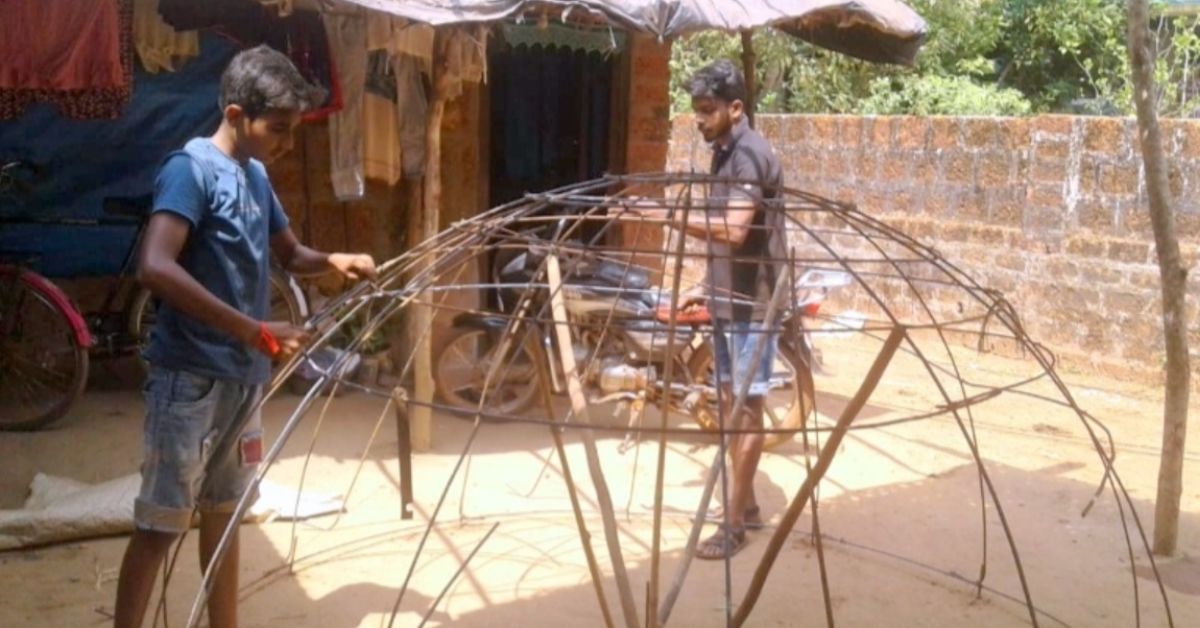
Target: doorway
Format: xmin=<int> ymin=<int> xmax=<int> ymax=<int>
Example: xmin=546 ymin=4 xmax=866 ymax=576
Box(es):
xmin=487 ymin=41 xmax=618 ymax=207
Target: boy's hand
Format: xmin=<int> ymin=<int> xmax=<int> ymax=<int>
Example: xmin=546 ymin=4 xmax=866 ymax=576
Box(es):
xmin=329 ymin=253 xmax=377 ymax=283
xmin=254 ymin=321 xmax=310 ymax=360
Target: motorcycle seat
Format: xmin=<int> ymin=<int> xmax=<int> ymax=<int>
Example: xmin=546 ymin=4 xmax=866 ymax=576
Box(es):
xmin=655 ymin=302 xmax=710 ymax=324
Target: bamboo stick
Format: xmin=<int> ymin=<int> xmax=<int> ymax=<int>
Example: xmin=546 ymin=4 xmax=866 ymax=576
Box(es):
xmin=732 ymin=326 xmax=906 ymax=627
xmin=530 ymin=333 xmax=617 ymax=628
xmin=408 ymin=32 xmax=451 ymax=451
xmin=546 ymin=253 xmax=641 ymax=628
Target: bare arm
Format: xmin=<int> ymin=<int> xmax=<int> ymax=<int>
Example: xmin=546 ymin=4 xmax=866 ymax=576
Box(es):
xmin=270 ymin=227 xmax=376 ymax=280
xmin=621 ymin=197 xmax=756 ymax=246
xmin=672 ymin=197 xmax=755 ymax=245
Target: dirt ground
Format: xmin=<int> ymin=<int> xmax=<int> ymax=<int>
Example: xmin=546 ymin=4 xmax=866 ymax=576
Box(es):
xmin=2 ymin=336 xmax=1199 ymax=627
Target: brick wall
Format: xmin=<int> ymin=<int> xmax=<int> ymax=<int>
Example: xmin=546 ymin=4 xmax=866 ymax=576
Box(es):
xmin=668 ymin=114 xmax=1200 ymax=380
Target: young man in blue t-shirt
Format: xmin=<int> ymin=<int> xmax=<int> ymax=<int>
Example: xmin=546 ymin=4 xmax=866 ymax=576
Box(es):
xmin=113 ymin=45 xmax=377 ymax=628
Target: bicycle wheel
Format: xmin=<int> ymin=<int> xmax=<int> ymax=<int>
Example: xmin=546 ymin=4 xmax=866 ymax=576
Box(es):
xmin=0 ymin=269 xmax=89 ymax=431
xmin=686 ymin=339 xmax=816 ymax=450
xmin=130 ymin=266 xmax=307 ymax=359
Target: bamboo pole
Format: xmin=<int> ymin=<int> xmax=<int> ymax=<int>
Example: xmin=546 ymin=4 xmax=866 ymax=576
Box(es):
xmin=407 ymin=33 xmax=452 ymax=451
xmin=530 ymin=333 xmax=617 ymax=628
xmin=647 ymin=196 xmax=695 ymax=627
xmin=732 ymin=326 xmax=906 ymax=627
xmin=546 ymin=253 xmax=641 ymax=628
xmin=740 ymin=31 xmax=757 ymax=128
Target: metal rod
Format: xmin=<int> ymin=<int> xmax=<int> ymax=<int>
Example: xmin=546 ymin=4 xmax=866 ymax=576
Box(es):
xmin=416 ymin=523 xmax=500 ymax=628
xmin=393 ymin=387 xmax=415 ymax=520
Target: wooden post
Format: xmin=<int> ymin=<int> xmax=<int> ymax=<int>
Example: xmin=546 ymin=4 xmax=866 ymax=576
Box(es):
xmin=547 ymin=254 xmax=642 ymax=628
xmin=406 ymin=33 xmax=452 ymax=452
xmin=529 ymin=335 xmax=617 ymax=628
xmin=740 ymin=31 xmax=757 ymax=128
xmin=1128 ymin=0 xmax=1192 ymax=557
xmin=732 ymin=327 xmax=906 ymax=627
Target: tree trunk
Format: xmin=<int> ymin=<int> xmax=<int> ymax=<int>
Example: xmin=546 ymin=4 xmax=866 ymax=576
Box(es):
xmin=1128 ymin=0 xmax=1191 ymax=557
xmin=741 ymin=31 xmax=757 ymax=128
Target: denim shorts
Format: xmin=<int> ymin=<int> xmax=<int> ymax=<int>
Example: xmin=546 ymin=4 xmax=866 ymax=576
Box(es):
xmin=134 ymin=367 xmax=263 ymax=533
xmin=711 ymin=319 xmax=778 ymax=398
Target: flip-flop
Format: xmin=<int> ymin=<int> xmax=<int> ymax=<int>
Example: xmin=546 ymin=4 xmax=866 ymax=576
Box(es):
xmin=695 ymin=524 xmax=748 ymax=560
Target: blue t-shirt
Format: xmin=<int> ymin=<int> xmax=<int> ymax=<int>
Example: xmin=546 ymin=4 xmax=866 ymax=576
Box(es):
xmin=144 ymin=138 xmax=289 ymax=384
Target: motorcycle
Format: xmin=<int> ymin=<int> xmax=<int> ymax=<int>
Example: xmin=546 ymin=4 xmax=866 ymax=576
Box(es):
xmin=434 ymin=239 xmax=849 ymax=449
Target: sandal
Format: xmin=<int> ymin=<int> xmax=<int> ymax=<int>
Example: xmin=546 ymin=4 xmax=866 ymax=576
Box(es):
xmin=695 ymin=524 xmax=749 ymax=560
xmin=693 ymin=505 xmax=765 ymax=530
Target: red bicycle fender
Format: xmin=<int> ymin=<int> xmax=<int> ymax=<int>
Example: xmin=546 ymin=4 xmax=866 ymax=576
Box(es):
xmin=15 ymin=269 xmax=94 ymax=348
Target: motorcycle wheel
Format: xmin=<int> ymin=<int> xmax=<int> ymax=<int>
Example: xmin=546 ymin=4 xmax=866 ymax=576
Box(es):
xmin=686 ymin=340 xmax=816 ymax=450
xmin=435 ymin=327 xmax=540 ymax=420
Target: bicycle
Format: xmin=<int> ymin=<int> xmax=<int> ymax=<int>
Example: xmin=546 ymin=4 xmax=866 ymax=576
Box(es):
xmin=0 ymin=159 xmax=308 ymax=431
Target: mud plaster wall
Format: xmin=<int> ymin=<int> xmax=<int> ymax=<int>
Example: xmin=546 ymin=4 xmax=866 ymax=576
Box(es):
xmin=668 ymin=114 xmax=1200 ymax=381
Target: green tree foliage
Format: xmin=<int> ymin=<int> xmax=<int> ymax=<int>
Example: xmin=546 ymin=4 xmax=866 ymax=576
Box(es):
xmin=668 ymin=0 xmax=1200 ymax=117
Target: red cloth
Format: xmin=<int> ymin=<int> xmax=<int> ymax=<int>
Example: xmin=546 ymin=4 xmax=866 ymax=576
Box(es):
xmin=0 ymin=0 xmax=124 ymax=90
xmin=0 ymin=0 xmax=134 ymax=119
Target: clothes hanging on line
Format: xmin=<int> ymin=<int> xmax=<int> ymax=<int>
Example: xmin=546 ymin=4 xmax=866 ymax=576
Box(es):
xmin=134 ymin=0 xmax=200 ymax=73
xmin=158 ymin=0 xmax=341 ymax=119
xmin=362 ymin=51 xmax=402 ymax=186
xmin=366 ymin=15 xmax=434 ymax=74
xmin=323 ymin=11 xmax=366 ymax=201
xmin=0 ymin=0 xmax=134 ymax=120
xmin=394 ymin=54 xmax=428 ymax=180
xmin=443 ymin=26 xmax=489 ymax=101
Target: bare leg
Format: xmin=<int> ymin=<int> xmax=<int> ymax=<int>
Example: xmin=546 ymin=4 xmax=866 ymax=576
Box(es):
xmin=199 ymin=511 xmax=240 ymax=628
xmin=726 ymin=396 xmax=765 ymax=531
xmin=717 ymin=389 xmax=760 ymax=517
xmin=114 ymin=528 xmax=178 ymax=628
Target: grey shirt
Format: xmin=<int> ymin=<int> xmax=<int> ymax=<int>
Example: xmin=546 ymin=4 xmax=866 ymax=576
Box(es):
xmin=703 ymin=117 xmax=785 ymax=321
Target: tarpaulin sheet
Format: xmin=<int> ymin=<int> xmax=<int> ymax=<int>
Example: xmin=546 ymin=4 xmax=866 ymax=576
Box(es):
xmin=341 ymin=0 xmax=927 ymax=65
xmin=0 ymin=34 xmax=238 ymax=278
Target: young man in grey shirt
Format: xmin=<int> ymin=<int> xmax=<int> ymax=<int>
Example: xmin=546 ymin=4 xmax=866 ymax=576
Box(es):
xmin=630 ymin=60 xmax=785 ymax=559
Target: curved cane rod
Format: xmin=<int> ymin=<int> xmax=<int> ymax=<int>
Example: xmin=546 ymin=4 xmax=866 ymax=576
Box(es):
xmin=648 ymin=181 xmax=698 ymax=624
xmin=184 ymin=359 xmax=349 ymax=628
xmin=385 ymin=245 xmax=561 ymax=627
xmin=185 ymin=283 xmax=399 ymax=627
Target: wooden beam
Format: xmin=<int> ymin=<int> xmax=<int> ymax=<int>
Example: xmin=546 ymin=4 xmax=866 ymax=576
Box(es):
xmin=546 ymin=253 xmax=642 ymax=628
xmin=732 ymin=326 xmax=907 ymax=627
xmin=407 ymin=33 xmax=452 ymax=451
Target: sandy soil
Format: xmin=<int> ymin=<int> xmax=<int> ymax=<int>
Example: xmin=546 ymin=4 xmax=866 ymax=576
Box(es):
xmin=1 ymin=337 xmax=1198 ymax=627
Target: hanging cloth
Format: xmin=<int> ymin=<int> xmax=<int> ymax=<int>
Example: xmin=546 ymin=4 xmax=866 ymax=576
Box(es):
xmin=323 ymin=11 xmax=367 ymax=200
xmin=393 ymin=54 xmax=428 ymax=179
xmin=0 ymin=0 xmax=134 ymax=120
xmin=133 ymin=0 xmax=200 ymax=73
xmin=367 ymin=15 xmax=435 ymax=75
xmin=158 ymin=0 xmax=342 ymax=119
xmin=443 ymin=26 xmax=489 ymax=101
xmin=362 ymin=51 xmax=402 ymax=185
